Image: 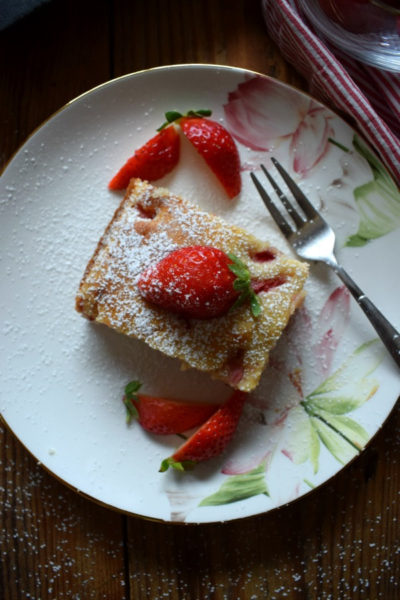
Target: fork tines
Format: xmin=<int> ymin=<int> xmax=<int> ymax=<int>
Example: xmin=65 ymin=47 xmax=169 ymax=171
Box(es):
xmin=250 ymin=158 xmax=318 ymax=235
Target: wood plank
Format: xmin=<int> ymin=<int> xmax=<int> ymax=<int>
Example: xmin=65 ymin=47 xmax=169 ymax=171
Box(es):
xmin=0 ymin=1 xmax=126 ymax=598
xmin=0 ymin=423 xmax=127 ymax=599
xmin=109 ymin=1 xmax=400 ymax=597
xmin=125 ymin=405 xmax=400 ymax=599
xmin=111 ymin=0 xmax=306 ymax=87
xmin=1 ymin=0 xmax=399 ymax=597
xmin=0 ymin=0 xmax=111 ymax=170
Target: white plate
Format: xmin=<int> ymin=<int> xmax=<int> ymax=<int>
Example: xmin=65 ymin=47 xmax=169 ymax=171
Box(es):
xmin=1 ymin=64 xmax=399 ymax=524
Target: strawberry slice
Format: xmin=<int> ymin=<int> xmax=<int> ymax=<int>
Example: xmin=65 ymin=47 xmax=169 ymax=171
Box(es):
xmin=160 ymin=390 xmax=247 ymax=471
xmin=180 ymin=116 xmax=241 ymax=199
xmin=137 ymin=246 xmax=261 ymax=319
xmin=123 ymin=381 xmax=217 ymax=434
xmin=108 ymin=125 xmax=180 ymax=190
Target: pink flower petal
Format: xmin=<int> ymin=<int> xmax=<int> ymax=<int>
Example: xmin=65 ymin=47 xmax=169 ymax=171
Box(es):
xmin=222 ymin=451 xmax=271 ymax=475
xmin=283 ymin=305 xmax=313 ymax=370
xmin=312 ymin=286 xmax=351 ymax=376
xmin=290 ymin=105 xmax=334 ymax=175
xmin=224 ymin=76 xmax=308 ymax=151
xmin=281 ymin=448 xmax=293 ymax=461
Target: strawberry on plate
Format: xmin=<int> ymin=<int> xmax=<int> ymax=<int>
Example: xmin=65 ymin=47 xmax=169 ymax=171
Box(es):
xmin=109 ymin=108 xmax=241 ymax=197
xmin=108 ymin=125 xmax=180 ymax=190
xmin=180 ymin=115 xmax=241 ymax=199
xmin=123 ymin=381 xmax=217 ymax=434
xmin=137 ymin=245 xmax=261 ymax=319
xmin=158 ymin=109 xmax=241 ymax=198
xmin=160 ymin=390 xmax=247 ymax=471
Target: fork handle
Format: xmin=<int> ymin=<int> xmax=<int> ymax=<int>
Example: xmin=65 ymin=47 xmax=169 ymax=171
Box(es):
xmin=334 ymin=265 xmax=400 ymax=368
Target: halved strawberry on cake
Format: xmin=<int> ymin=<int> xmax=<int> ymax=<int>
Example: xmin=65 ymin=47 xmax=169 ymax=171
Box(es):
xmin=76 ymin=179 xmax=308 ymax=392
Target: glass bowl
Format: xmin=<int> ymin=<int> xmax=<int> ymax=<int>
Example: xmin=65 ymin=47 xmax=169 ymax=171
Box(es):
xmin=299 ymin=0 xmax=400 ymax=72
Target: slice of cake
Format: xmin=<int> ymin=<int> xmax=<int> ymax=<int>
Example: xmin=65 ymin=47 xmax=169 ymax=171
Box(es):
xmin=76 ymin=179 xmax=308 ymax=391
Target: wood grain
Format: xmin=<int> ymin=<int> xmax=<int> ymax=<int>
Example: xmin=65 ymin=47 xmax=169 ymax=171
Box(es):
xmin=1 ymin=0 xmax=399 ymax=598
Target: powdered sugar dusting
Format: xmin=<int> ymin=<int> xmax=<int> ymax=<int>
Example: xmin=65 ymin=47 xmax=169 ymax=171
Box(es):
xmin=77 ymin=179 xmax=308 ymax=391
xmin=1 ymin=64 xmax=399 ymax=525
xmin=2 ymin=408 xmax=399 ymax=597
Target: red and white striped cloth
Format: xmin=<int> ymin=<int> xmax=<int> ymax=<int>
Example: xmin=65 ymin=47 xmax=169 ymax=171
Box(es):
xmin=261 ymin=0 xmax=400 ymax=185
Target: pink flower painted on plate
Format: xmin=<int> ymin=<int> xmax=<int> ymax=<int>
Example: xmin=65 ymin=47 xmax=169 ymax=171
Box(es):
xmin=224 ymin=76 xmax=334 ymax=176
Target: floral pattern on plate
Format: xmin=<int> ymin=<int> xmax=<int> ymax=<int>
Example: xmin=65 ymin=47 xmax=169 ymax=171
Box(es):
xmin=1 ymin=65 xmax=399 ymax=524
xmin=163 ymin=74 xmax=398 ymax=520
xmin=165 ymin=288 xmax=384 ymax=519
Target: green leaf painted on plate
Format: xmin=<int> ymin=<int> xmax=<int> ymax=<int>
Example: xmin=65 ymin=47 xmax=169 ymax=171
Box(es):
xmin=346 ymin=135 xmax=400 ymax=247
xmin=311 ymin=417 xmax=359 ymax=465
xmin=309 ymin=420 xmax=320 ymax=474
xmin=285 ymin=340 xmax=383 ymax=472
xmin=199 ymin=463 xmax=269 ymax=507
xmin=303 ymin=478 xmax=316 ymax=489
xmin=306 ymin=377 xmax=379 ymax=416
xmin=315 ymin=410 xmax=369 ymax=450
xmin=282 ymin=405 xmax=320 ymax=474
xmin=305 ymin=340 xmax=382 ymax=415
xmin=353 ymin=134 xmax=394 ymax=187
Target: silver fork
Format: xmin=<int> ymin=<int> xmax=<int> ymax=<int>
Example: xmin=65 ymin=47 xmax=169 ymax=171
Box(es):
xmin=251 ymin=157 xmax=400 ymax=368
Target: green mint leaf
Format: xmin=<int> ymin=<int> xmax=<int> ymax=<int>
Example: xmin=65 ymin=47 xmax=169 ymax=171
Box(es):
xmin=228 ymin=253 xmax=261 ymax=318
xmin=233 ymin=279 xmax=249 ymax=292
xmin=230 ymin=265 xmax=249 ymax=280
xmin=227 ymin=253 xmax=247 ymax=271
xmin=250 ymin=293 xmax=261 ymax=317
xmin=230 ymin=290 xmax=249 ymax=311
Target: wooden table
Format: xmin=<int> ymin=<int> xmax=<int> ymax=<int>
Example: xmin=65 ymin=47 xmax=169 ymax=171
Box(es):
xmin=1 ymin=1 xmax=399 ymax=598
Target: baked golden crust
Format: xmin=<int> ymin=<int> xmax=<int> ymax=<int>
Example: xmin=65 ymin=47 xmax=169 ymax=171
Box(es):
xmin=76 ymin=179 xmax=308 ymax=391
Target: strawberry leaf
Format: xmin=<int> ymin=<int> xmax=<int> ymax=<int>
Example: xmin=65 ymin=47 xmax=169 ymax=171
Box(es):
xmin=123 ymin=396 xmax=139 ymax=424
xmin=165 ymin=110 xmax=183 ymax=122
xmin=157 ymin=111 xmax=182 ymax=131
xmin=123 ymin=380 xmax=141 ymax=424
xmin=159 ymin=457 xmax=196 ymax=472
xmin=250 ymin=294 xmax=262 ymax=317
xmin=186 ymin=109 xmax=212 ymax=118
xmin=228 ymin=253 xmax=261 ymax=318
xmin=125 ymin=380 xmax=142 ymax=400
xmin=157 ymin=109 xmax=212 ymax=131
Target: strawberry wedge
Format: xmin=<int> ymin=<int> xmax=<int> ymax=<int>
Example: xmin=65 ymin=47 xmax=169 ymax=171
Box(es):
xmin=160 ymin=390 xmax=247 ymax=471
xmin=108 ymin=125 xmax=180 ymax=190
xmin=180 ymin=116 xmax=241 ymax=199
xmin=123 ymin=381 xmax=217 ymax=435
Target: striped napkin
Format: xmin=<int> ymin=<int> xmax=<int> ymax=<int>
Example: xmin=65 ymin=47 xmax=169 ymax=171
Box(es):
xmin=261 ymin=0 xmax=400 ymax=185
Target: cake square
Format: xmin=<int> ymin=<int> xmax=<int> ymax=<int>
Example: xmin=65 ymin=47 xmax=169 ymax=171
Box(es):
xmin=76 ymin=179 xmax=308 ymax=391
